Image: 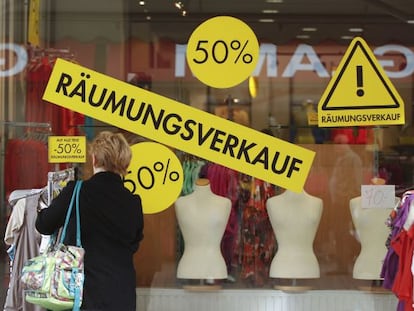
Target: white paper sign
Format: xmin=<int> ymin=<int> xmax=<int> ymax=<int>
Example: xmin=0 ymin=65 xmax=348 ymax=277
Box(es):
xmin=361 ymin=185 xmax=395 ymax=209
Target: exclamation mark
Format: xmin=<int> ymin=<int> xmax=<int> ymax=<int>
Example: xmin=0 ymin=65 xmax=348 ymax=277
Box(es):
xmin=356 ymin=65 xmax=364 ymax=97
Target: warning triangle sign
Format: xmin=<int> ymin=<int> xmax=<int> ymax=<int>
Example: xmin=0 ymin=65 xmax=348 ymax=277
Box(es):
xmin=318 ymin=37 xmax=405 ymax=127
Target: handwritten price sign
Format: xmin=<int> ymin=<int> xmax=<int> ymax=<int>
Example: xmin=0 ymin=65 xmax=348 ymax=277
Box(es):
xmin=361 ymin=185 xmax=395 ymax=209
xmin=123 ymin=142 xmax=183 ymax=214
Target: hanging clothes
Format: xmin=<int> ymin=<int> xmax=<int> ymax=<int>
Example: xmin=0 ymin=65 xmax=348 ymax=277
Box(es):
xmin=178 ymin=159 xmax=277 ymax=286
xmin=381 ymin=191 xmax=414 ymax=311
xmin=3 ymin=168 xmax=75 ymax=311
xmin=206 ymin=163 xmax=240 ymax=280
xmin=3 ymin=192 xmax=45 ymax=311
xmin=391 ymin=225 xmax=414 ymax=311
xmin=180 ymin=156 xmax=206 ymax=196
xmin=237 ymin=176 xmax=276 ymax=287
xmin=382 ymin=191 xmax=414 ymax=288
xmin=205 ymin=164 xmax=276 ymax=286
xmin=331 ymin=127 xmax=370 ymax=144
xmin=25 ymin=47 xmax=84 ymax=136
xmin=4 ymin=137 xmax=53 ymax=198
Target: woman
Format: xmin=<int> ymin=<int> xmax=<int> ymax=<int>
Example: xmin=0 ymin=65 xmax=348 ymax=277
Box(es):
xmin=36 ymin=131 xmax=144 ymax=311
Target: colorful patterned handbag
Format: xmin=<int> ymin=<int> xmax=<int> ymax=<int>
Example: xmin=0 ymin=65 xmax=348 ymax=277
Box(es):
xmin=21 ymin=180 xmax=84 ymax=311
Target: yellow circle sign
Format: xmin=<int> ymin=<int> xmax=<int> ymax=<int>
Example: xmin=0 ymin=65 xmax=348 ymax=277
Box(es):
xmin=186 ymin=16 xmax=259 ymax=88
xmin=123 ymin=142 xmax=183 ymax=214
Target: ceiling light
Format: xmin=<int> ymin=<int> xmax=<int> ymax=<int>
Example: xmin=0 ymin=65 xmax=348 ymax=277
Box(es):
xmin=341 ymin=35 xmax=354 ymax=40
xmin=138 ymin=1 xmax=145 ymax=5
xmin=349 ymin=27 xmax=363 ymax=32
xmin=262 ymin=9 xmax=279 ymax=13
xmin=259 ymin=18 xmax=275 ymax=23
xmin=296 ymin=35 xmax=310 ymax=39
xmin=302 ymin=27 xmax=317 ymax=32
xmin=266 ymin=0 xmax=283 ymax=3
xmin=174 ymin=1 xmax=184 ymax=9
xmin=407 ymin=20 xmax=414 ymax=24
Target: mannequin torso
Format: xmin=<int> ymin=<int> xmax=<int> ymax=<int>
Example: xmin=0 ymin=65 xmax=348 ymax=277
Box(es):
xmin=350 ymin=196 xmax=398 ymax=280
xmin=175 ymin=179 xmax=231 ymax=279
xmin=267 ymin=190 xmax=323 ymax=278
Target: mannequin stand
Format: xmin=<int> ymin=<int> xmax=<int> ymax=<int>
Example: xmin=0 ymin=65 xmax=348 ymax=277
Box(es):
xmin=273 ymin=279 xmax=313 ymax=293
xmin=357 ymin=280 xmax=390 ymax=294
xmin=182 ymin=279 xmax=222 ymax=291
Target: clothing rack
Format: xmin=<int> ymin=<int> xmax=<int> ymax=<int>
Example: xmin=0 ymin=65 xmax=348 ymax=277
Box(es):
xmin=1 ymin=120 xmax=52 ymax=141
xmin=47 ymin=167 xmax=76 ymax=205
xmin=0 ymin=121 xmax=53 ymax=222
xmin=38 ymin=167 xmax=77 ymax=253
xmin=2 ymin=166 xmax=76 ymax=310
xmin=27 ymin=45 xmax=74 ymax=61
xmin=0 ymin=120 xmax=51 ymax=128
xmin=26 ymin=46 xmax=75 ymax=73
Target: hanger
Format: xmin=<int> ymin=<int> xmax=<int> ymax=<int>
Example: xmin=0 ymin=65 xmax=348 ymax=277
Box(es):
xmin=8 ymin=188 xmax=46 ymax=206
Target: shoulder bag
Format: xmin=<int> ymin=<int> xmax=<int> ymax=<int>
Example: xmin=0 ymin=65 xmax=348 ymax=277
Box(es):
xmin=21 ymin=180 xmax=85 ymax=311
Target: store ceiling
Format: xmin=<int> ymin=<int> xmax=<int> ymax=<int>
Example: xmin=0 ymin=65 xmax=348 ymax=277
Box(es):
xmin=126 ymin=0 xmax=414 ymax=45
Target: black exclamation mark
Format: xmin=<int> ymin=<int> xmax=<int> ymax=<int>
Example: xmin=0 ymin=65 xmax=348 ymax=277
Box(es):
xmin=356 ymin=65 xmax=364 ymax=97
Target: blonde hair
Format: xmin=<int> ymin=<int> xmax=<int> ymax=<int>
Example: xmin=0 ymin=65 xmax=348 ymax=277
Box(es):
xmin=89 ymin=131 xmax=132 ymax=176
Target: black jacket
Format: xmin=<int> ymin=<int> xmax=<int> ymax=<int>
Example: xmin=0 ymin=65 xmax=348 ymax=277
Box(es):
xmin=36 ymin=171 xmax=144 ymax=311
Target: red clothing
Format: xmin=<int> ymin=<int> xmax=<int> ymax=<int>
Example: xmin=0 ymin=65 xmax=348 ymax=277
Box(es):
xmin=4 ymin=139 xmax=53 ymax=198
xmin=26 ymin=56 xmax=84 ymax=136
xmin=331 ymin=128 xmax=370 ymax=144
xmin=392 ymin=225 xmax=414 ymax=311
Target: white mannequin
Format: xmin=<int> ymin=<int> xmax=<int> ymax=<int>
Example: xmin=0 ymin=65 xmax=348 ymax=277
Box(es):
xmin=175 ymin=178 xmax=231 ymax=279
xmin=267 ymin=189 xmax=323 ymax=278
xmin=350 ymin=196 xmax=399 ymax=280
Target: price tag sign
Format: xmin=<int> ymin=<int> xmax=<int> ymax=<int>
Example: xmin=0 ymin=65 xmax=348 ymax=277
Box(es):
xmin=186 ymin=16 xmax=259 ymax=88
xmin=48 ymin=136 xmax=86 ymax=163
xmin=361 ymin=185 xmax=395 ymax=209
xmin=123 ymin=142 xmax=183 ymax=214
xmin=307 ymin=111 xmax=318 ymax=125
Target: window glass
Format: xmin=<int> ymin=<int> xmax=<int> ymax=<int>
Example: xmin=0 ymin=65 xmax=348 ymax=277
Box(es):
xmin=1 ymin=0 xmax=414 ymax=308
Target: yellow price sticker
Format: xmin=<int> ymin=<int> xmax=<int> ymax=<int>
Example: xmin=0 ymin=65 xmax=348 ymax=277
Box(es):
xmin=307 ymin=112 xmax=318 ymax=125
xmin=123 ymin=142 xmax=183 ymax=214
xmin=186 ymin=16 xmax=259 ymax=88
xmin=48 ymin=136 xmax=86 ymax=163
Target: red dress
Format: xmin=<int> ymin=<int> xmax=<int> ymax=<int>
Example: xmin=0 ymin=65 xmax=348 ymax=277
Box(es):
xmin=392 ymin=225 xmax=414 ymax=311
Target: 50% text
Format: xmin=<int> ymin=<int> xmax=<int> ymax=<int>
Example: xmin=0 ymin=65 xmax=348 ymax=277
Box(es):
xmin=123 ymin=158 xmax=180 ymax=193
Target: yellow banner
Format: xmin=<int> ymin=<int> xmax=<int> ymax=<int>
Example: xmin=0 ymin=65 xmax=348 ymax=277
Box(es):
xmin=43 ymin=58 xmax=315 ymax=192
xmin=28 ymin=0 xmax=41 ymax=46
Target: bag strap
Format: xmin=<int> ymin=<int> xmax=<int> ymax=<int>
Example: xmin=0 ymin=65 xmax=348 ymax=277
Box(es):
xmin=74 ymin=180 xmax=82 ymax=247
xmin=60 ymin=180 xmax=83 ymax=247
